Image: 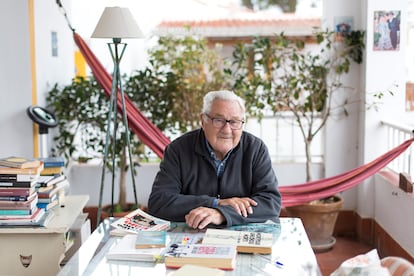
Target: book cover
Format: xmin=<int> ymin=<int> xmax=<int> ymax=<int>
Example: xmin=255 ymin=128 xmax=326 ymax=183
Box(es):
xmin=0 ymin=163 xmax=44 ymax=176
xmin=111 ymin=209 xmax=170 ymax=234
xmin=202 ymin=228 xmax=274 ymax=254
xmin=106 ymin=234 xmax=164 ymax=262
xmin=0 ymin=156 xmax=41 ymax=169
xmin=164 ymin=243 xmax=237 ymax=270
xmin=135 ymin=230 xmax=167 ymax=249
xmin=37 ymin=156 xmax=65 ymax=168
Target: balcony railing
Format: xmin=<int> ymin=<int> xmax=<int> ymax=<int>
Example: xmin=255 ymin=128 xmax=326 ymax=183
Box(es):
xmin=244 ymin=113 xmax=323 ymax=163
xmin=381 ymin=119 xmax=414 ymax=177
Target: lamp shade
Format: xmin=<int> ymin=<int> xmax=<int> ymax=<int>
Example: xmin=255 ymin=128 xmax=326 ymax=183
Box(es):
xmin=91 ymin=7 xmax=143 ymax=39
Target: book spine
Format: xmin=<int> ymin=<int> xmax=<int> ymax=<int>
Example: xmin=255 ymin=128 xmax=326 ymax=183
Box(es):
xmin=0 ymin=181 xmax=34 ymax=188
xmin=0 ymin=174 xmax=39 ymax=182
xmin=40 ymin=167 xmax=63 ymax=175
xmin=0 ymin=164 xmax=43 ymax=175
xmin=0 ymin=188 xmax=33 ymax=197
xmin=0 ymin=196 xmax=30 ymax=201
xmin=0 ymin=209 xmax=32 ymax=215
xmin=0 ymin=180 xmax=34 ymax=187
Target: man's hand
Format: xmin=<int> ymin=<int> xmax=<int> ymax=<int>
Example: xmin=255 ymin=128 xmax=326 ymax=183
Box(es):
xmin=218 ymin=197 xmax=258 ymax=217
xmin=185 ymin=207 xmax=225 ymax=229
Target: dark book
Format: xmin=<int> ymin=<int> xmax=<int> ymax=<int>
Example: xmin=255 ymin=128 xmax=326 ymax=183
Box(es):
xmin=0 ymin=156 xmax=41 ymax=169
xmin=37 ymin=156 xmax=65 ymax=168
xmin=135 ymin=230 xmax=167 ymax=249
xmin=0 ymin=196 xmax=32 ymax=201
xmin=0 ymin=179 xmax=37 ymax=188
xmin=164 ymin=243 xmax=237 ymax=270
xmin=0 ymin=194 xmax=38 ymax=210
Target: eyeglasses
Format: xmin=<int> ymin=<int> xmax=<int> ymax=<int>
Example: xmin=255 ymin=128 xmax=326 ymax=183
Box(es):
xmin=204 ymin=113 xmax=245 ymax=130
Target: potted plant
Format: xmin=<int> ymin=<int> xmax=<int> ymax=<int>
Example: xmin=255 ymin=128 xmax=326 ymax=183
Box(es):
xmin=228 ymin=30 xmax=365 ymax=250
xmin=46 ymin=76 xmax=145 ymax=218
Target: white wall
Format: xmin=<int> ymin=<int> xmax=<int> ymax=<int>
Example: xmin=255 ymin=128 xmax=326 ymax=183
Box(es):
xmin=0 ymin=1 xmax=34 ymax=157
xmin=359 ymin=0 xmax=408 ymax=217
xmin=0 ymin=0 xmax=74 ymax=158
xmin=375 ymin=174 xmax=414 ymax=256
xmin=322 ymin=0 xmax=363 ymax=210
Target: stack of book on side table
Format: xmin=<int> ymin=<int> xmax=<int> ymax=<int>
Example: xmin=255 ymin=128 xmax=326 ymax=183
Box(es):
xmin=0 ymin=156 xmax=47 ymax=226
xmin=37 ymin=156 xmax=65 ymax=176
xmin=35 ymin=156 xmax=68 ymax=211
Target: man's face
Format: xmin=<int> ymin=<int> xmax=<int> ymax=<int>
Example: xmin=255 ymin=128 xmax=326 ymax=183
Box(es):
xmin=201 ymin=99 xmax=244 ymax=160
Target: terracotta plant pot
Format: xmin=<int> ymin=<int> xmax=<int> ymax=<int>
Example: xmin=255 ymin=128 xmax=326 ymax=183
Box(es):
xmin=285 ymin=195 xmax=343 ymax=252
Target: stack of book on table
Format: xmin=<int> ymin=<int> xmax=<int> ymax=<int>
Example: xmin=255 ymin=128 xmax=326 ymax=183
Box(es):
xmin=106 ymin=209 xmax=278 ymax=271
xmin=37 ymin=156 xmax=65 ymax=176
xmin=35 ymin=156 xmax=68 ymax=211
xmin=0 ymin=156 xmax=47 ymax=226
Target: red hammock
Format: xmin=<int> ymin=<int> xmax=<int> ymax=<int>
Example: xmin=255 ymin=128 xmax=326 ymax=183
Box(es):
xmin=281 ymin=137 xmax=414 ymax=206
xmin=73 ymin=32 xmax=414 ymax=207
xmin=73 ymin=32 xmax=170 ymax=159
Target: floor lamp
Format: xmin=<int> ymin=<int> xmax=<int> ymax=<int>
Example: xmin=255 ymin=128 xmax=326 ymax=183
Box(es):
xmin=91 ymin=7 xmax=143 ymax=224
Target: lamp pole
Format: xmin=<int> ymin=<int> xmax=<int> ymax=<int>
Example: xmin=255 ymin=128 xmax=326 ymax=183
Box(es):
xmin=96 ymin=38 xmax=138 ymax=224
xmin=91 ymin=6 xmax=143 ymax=225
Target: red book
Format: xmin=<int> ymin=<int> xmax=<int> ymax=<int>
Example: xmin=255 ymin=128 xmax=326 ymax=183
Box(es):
xmin=0 ymin=187 xmax=35 ymax=198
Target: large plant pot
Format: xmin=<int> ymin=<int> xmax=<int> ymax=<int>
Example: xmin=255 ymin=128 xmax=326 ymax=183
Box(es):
xmin=285 ymin=195 xmax=343 ymax=252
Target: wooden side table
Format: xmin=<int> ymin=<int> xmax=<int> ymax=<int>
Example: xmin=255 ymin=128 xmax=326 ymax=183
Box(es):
xmin=0 ymin=195 xmax=89 ymax=275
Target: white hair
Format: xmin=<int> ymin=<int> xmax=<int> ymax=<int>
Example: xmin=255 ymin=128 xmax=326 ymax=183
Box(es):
xmin=202 ymin=90 xmax=245 ymax=116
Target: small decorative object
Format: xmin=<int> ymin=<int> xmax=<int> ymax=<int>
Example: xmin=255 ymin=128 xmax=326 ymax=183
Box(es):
xmin=20 ymin=254 xmax=32 ymax=268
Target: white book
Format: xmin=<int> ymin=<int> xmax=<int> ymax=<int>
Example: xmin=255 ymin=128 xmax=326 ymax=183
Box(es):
xmin=106 ymin=234 xmax=164 ymax=262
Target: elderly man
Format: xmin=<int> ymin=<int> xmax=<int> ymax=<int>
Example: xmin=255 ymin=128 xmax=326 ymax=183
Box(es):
xmin=148 ymin=90 xmax=281 ymax=229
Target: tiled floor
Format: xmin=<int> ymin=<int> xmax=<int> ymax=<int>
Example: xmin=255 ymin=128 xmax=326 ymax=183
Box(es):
xmin=315 ymin=236 xmax=375 ymax=275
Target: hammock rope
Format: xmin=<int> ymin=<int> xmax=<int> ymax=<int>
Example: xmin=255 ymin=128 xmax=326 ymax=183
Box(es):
xmin=67 ymin=16 xmax=414 ymax=207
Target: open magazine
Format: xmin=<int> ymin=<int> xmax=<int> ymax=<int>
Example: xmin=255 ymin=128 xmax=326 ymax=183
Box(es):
xmin=111 ymin=209 xmax=170 ymax=235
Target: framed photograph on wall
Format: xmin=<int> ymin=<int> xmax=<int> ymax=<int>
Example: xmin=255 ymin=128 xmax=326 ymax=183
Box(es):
xmin=334 ymin=16 xmax=353 ymax=40
xmin=373 ymin=10 xmax=401 ymax=51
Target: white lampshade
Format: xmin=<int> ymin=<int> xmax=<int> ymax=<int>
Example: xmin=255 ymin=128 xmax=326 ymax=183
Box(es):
xmin=91 ymin=6 xmax=143 ymax=39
